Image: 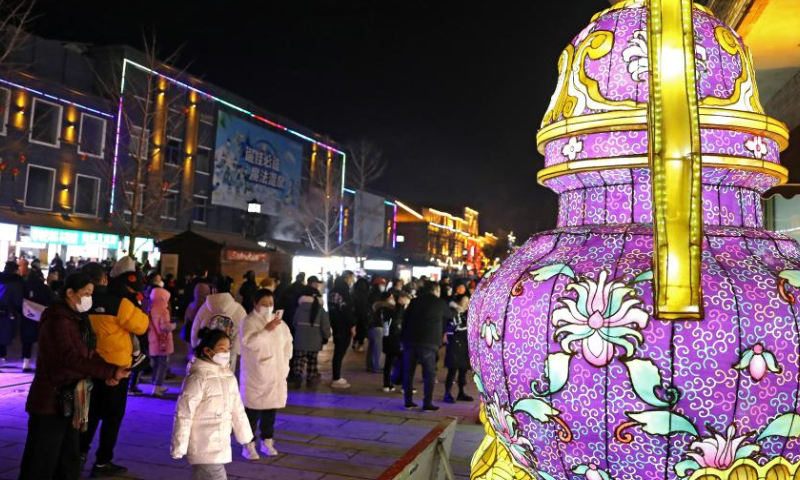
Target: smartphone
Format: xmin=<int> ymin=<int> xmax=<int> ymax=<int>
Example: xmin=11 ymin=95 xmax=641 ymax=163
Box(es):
xmin=273 ymin=309 xmax=284 ymax=321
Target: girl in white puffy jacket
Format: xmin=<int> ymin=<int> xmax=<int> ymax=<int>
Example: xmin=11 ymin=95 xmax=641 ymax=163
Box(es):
xmin=171 ymin=328 xmax=257 ymax=480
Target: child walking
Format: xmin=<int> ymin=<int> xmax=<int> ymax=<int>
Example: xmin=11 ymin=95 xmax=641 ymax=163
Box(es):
xmin=148 ymin=287 xmax=175 ymax=396
xmin=171 ymin=328 xmax=256 ymax=479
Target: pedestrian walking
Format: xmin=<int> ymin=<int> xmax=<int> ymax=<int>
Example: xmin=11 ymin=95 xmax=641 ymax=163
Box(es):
xmin=238 ymin=270 xmax=258 ymax=314
xmin=79 ymin=260 xmax=149 ymax=477
xmin=20 ymin=267 xmax=57 ymax=372
xmin=443 ymin=294 xmax=474 ymax=403
xmin=171 ymin=328 xmax=255 ymax=478
xmin=288 ymin=278 xmax=330 ymax=388
xmin=367 ymin=292 xmax=394 ymax=373
xmin=351 ymin=277 xmax=370 ymax=353
xmin=147 ymin=287 xmax=175 ymax=396
xmin=328 ymin=271 xmax=356 ymax=389
xmin=277 ymin=272 xmax=306 ymax=331
xmin=240 ymin=289 xmax=292 ymax=458
xmin=191 ymin=277 xmax=246 ymax=372
xmin=18 ymin=273 xmax=130 ymax=480
xmin=0 ymin=261 xmax=25 ymax=367
xmin=401 ymin=281 xmax=453 ymax=411
xmin=382 ymin=292 xmax=410 ymax=392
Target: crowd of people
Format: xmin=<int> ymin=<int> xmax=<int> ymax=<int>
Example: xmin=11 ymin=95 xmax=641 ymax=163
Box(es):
xmin=5 ymin=254 xmax=478 ymax=480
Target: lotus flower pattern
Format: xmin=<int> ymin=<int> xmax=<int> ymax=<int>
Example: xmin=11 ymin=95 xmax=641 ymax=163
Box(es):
xmin=684 ymin=425 xmax=759 ymax=472
xmin=552 ymin=270 xmax=649 ymax=367
xmin=485 ymin=391 xmax=537 ymax=469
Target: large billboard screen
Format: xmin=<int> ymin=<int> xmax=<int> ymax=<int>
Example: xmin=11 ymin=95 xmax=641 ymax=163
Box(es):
xmin=212 ymin=110 xmax=303 ymax=218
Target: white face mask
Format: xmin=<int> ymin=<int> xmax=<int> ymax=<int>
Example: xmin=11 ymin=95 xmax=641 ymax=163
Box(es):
xmin=76 ymin=296 xmax=93 ymax=313
xmin=155 ymin=281 xmax=165 ymax=288
xmin=211 ymin=351 xmax=230 ymax=367
xmin=378 ymin=285 xmax=386 ymax=292
xmin=257 ymin=306 xmax=274 ymax=318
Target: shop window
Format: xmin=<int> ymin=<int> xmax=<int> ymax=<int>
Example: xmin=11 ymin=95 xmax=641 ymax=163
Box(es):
xmin=162 ymin=189 xmax=179 ymax=220
xmin=196 ymin=147 xmax=211 ymax=175
xmin=24 ymin=164 xmax=55 ymax=210
xmin=74 ymin=174 xmax=100 ymax=217
xmin=78 ymin=113 xmax=106 ymax=158
xmin=29 ymin=98 xmax=62 ymax=147
xmin=193 ymin=195 xmax=208 ymax=224
xmin=165 ymin=137 xmax=182 ymax=166
xmin=129 ymin=126 xmax=150 ymax=159
xmin=0 ymin=87 xmax=9 ymax=136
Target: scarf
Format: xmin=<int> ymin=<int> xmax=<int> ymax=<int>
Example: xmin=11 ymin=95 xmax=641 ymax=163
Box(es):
xmin=72 ymin=378 xmax=93 ymax=432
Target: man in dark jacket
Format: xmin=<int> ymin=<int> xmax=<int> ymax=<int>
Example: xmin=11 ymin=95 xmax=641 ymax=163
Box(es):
xmin=79 ymin=261 xmax=148 ymax=478
xmin=402 ymin=280 xmax=453 ymax=411
xmin=328 ymin=271 xmax=356 ymax=389
xmin=0 ymin=261 xmax=25 ymax=366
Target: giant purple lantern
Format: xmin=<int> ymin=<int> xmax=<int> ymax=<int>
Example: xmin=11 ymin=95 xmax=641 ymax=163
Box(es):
xmin=468 ymin=1 xmax=800 ymax=479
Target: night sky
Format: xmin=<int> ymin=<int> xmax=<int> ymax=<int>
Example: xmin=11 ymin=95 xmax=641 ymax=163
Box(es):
xmin=29 ymin=0 xmax=608 ymax=239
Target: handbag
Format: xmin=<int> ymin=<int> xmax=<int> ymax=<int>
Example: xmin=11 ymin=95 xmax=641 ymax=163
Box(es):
xmin=55 ymin=381 xmax=77 ymax=418
xmin=22 ymin=299 xmax=46 ymax=322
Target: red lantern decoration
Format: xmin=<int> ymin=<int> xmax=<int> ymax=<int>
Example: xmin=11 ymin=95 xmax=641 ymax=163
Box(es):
xmin=80 ymin=154 xmax=87 ymax=161
xmin=19 ymin=155 xmax=25 ymax=163
xmin=0 ymin=162 xmax=7 ymax=172
xmin=12 ymin=167 xmax=19 ymax=176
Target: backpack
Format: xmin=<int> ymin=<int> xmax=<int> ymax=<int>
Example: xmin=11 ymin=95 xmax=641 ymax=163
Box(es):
xmin=207 ymin=314 xmax=237 ymax=341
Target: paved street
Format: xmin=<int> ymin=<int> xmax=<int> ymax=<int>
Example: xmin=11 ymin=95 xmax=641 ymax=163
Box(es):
xmin=0 ymin=342 xmax=482 ymax=480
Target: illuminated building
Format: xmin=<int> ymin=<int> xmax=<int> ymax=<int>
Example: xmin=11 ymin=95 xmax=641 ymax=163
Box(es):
xmin=395 ymin=202 xmax=498 ymax=274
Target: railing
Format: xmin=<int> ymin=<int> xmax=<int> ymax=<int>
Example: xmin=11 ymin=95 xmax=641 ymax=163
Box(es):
xmin=376 ymin=418 xmax=458 ymax=480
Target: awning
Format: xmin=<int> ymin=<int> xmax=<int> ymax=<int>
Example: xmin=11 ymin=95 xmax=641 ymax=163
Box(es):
xmin=763 ymin=184 xmax=800 ymax=199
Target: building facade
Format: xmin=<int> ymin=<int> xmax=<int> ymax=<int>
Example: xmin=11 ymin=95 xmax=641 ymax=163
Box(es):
xmin=0 ymin=34 xmax=347 ymax=279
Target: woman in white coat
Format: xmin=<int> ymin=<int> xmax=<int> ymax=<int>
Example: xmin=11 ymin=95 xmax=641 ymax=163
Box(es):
xmin=171 ymin=328 xmax=257 ymax=479
xmin=239 ymin=289 xmax=293 ymax=457
xmin=190 ymin=278 xmax=247 ymax=372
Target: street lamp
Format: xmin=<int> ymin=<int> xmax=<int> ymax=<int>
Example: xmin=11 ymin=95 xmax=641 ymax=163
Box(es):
xmin=247 ymin=198 xmax=261 ymax=214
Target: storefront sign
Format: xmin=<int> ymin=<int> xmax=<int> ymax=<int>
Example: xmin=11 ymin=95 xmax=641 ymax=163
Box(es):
xmin=30 ymin=226 xmax=119 ymax=248
xmin=225 ymin=248 xmax=268 ymax=263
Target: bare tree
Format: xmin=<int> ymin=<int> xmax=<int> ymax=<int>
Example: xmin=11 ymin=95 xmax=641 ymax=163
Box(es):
xmin=91 ymin=34 xmax=190 ymax=257
xmin=0 ymin=1 xmax=35 ymax=68
xmin=301 ymin=148 xmax=349 ymax=256
xmin=346 ymin=138 xmax=386 ymax=192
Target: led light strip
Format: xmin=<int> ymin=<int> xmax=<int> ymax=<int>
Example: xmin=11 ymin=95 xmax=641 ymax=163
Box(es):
xmin=0 ymin=77 xmax=114 ymax=119
xmin=111 ymin=58 xmax=347 ymax=217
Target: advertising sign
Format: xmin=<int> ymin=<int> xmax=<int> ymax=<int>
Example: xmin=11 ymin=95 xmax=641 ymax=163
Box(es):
xmin=212 ymin=110 xmax=304 ymax=220
xmin=224 ymin=249 xmax=269 ymax=264
xmin=30 ymin=226 xmax=118 ymax=248
xmin=354 ymin=191 xmax=385 ymax=248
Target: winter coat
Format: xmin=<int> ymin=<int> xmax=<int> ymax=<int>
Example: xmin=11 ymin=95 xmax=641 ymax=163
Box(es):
xmin=238 ymin=280 xmax=258 ymax=314
xmin=20 ymin=273 xmax=57 ymax=343
xmin=328 ymin=283 xmax=356 ymax=339
xmin=291 ymin=294 xmax=331 ymax=352
xmin=240 ymin=308 xmax=293 ymax=410
xmin=372 ymin=301 xmax=402 ymax=355
xmin=87 ymin=285 xmax=149 ymax=367
xmin=26 ymin=301 xmax=117 ymax=415
xmin=171 ymin=358 xmax=253 ymax=465
xmin=402 ymin=293 xmax=453 ymax=348
xmin=444 ymin=305 xmax=470 ymax=370
xmin=0 ymin=270 xmax=24 ymax=321
xmin=191 ymin=293 xmax=247 ymax=357
xmin=182 ymin=283 xmax=211 ymax=342
xmin=148 ymin=288 xmax=175 ymax=356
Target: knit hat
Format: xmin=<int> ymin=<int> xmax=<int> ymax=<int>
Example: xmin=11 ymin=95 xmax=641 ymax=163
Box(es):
xmin=110 ymin=256 xmax=136 ymax=279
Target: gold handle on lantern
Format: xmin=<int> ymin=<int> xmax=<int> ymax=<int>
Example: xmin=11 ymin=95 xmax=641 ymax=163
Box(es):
xmin=647 ymin=0 xmax=703 ymax=320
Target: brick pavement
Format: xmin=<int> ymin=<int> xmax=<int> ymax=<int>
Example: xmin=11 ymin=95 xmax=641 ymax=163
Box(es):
xmin=0 ymin=340 xmax=483 ymax=480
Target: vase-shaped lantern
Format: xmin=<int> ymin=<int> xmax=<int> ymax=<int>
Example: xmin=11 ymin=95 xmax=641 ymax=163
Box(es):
xmin=468 ymin=1 xmax=800 ymax=479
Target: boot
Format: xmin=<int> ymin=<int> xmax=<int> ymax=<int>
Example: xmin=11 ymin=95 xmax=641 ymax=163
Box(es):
xmin=457 ymin=390 xmax=474 ymax=402
xmin=22 ymin=358 xmax=33 ymax=373
xmin=443 ymin=391 xmax=456 ymax=404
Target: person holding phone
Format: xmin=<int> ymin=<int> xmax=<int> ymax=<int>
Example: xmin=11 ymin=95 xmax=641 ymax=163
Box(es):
xmin=238 ymin=289 xmax=292 ymax=457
